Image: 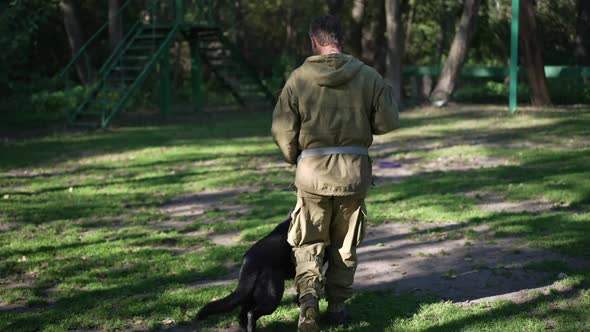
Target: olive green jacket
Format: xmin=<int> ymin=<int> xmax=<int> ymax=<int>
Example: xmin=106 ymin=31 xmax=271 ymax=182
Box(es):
xmin=271 ymin=53 xmax=399 ymax=196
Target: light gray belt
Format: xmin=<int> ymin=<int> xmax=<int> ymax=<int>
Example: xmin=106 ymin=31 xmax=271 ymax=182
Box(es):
xmin=298 ymin=146 xmax=369 ymax=161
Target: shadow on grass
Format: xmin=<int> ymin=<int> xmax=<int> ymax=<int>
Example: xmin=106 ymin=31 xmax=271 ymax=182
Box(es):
xmin=0 ymin=110 xmax=274 ymax=172
xmin=420 ymin=287 xmax=587 ymax=332
xmin=1 ymin=106 xmax=589 ymax=330
xmin=0 ymin=242 xmax=250 ymax=331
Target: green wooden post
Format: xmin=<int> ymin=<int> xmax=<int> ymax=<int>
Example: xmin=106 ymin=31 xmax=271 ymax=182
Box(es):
xmin=191 ymin=41 xmax=202 ymax=111
xmin=176 ymin=0 xmax=184 ymax=25
xmin=509 ymin=0 xmax=520 ymax=113
xmin=160 ymin=52 xmax=171 ymax=117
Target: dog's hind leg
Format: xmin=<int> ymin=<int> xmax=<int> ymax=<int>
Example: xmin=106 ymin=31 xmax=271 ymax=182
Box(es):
xmin=246 ymin=301 xmax=281 ymax=332
xmin=239 ymin=303 xmax=253 ymax=331
xmin=246 ymin=270 xmax=285 ymax=332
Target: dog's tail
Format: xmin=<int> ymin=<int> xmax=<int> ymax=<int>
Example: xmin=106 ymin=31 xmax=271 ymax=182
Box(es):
xmin=195 ymin=264 xmax=257 ymax=321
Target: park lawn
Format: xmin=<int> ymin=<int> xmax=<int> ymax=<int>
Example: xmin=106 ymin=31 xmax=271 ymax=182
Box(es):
xmin=1 ymin=105 xmax=589 ymax=331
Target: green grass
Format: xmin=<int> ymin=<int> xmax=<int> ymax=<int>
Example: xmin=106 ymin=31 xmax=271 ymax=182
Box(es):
xmin=1 ymin=105 xmax=590 ymax=331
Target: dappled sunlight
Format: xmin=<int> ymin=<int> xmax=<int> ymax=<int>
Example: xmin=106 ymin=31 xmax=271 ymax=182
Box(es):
xmin=1 ymin=106 xmax=590 ymax=330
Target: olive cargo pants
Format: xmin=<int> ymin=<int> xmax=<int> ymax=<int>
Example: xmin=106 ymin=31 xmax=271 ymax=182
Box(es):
xmin=288 ymin=190 xmax=367 ymax=304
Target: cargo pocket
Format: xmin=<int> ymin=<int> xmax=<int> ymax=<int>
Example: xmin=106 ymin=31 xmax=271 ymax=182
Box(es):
xmin=354 ymin=203 xmax=367 ymax=246
xmin=287 ymin=198 xmax=303 ymax=247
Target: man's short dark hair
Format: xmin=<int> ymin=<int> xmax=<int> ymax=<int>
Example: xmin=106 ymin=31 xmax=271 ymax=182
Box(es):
xmin=309 ymin=15 xmax=343 ymax=47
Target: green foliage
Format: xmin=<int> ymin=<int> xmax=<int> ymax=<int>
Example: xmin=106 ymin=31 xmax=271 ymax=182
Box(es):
xmin=1 ymin=0 xmax=588 ymax=130
xmin=452 ymin=78 xmax=590 ymax=104
xmin=0 ymin=0 xmax=67 ymax=93
xmin=0 ymin=85 xmax=87 ymax=131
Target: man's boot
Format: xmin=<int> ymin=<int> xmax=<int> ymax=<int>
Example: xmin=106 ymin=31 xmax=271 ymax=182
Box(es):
xmin=298 ymin=294 xmax=320 ymax=332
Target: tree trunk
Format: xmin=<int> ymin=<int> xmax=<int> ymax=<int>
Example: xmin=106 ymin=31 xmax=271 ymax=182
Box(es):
xmin=60 ymin=0 xmax=90 ymax=85
xmin=520 ymin=0 xmax=551 ymax=106
xmin=285 ymin=5 xmax=295 ymax=49
xmin=374 ymin=0 xmax=387 ymax=74
xmin=385 ymin=0 xmax=404 ymax=103
xmin=575 ymin=0 xmax=590 ymax=66
xmin=234 ymin=0 xmax=246 ymax=50
xmin=404 ymin=0 xmax=415 ymax=52
xmin=108 ymin=0 xmax=123 ymax=51
xmin=350 ymin=0 xmax=365 ymax=58
xmin=431 ymin=0 xmax=480 ymax=103
xmin=435 ymin=0 xmax=451 ymax=64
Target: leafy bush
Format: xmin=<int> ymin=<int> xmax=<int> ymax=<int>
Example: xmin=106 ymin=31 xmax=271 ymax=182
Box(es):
xmin=452 ymin=79 xmax=590 ymax=105
xmin=0 ymin=86 xmax=87 ymax=130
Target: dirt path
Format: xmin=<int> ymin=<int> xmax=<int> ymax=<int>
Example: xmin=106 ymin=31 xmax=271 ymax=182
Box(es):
xmin=355 ymin=221 xmax=588 ymax=303
xmin=157 ymin=186 xmax=589 ymax=306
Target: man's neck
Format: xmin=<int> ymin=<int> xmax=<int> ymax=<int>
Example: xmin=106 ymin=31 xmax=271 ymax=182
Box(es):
xmin=315 ymin=46 xmax=342 ymax=55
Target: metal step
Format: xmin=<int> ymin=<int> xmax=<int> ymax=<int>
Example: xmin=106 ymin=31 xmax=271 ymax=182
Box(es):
xmin=127 ymin=45 xmax=157 ymax=51
xmin=112 ymin=66 xmax=144 ymax=71
xmin=140 ymin=24 xmax=174 ymax=30
xmin=135 ymin=34 xmax=168 ymax=39
xmin=120 ymin=55 xmax=151 ymax=61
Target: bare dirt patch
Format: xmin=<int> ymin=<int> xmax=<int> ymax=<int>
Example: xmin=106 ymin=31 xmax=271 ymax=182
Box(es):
xmin=372 ymin=155 xmax=510 ymax=185
xmin=150 ymin=188 xmax=252 ymax=261
xmin=0 ymin=222 xmax=20 ymax=232
xmin=207 ymin=230 xmax=242 ymax=246
xmin=160 ymin=186 xmax=255 ymax=219
xmin=2 ymin=166 xmax=80 ymax=179
xmin=463 ymin=190 xmax=559 ymax=213
xmin=0 ymin=303 xmax=30 ymax=314
xmin=354 ymin=221 xmax=589 ymax=302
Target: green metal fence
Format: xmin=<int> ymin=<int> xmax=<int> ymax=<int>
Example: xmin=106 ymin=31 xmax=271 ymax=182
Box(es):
xmin=402 ymin=66 xmax=590 ymax=79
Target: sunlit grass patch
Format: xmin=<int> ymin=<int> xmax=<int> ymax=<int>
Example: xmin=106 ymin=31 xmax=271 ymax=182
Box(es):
xmin=1 ymin=106 xmax=590 ymax=331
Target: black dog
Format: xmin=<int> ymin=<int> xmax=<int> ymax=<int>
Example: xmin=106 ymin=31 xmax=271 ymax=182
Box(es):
xmin=193 ymin=214 xmax=295 ymax=331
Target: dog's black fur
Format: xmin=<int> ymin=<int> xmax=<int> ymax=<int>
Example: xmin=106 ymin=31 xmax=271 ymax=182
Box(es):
xmin=194 ymin=215 xmax=295 ymax=331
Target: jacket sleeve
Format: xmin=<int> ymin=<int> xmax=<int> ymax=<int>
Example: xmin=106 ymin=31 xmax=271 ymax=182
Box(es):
xmin=271 ymin=75 xmax=301 ymax=165
xmin=371 ymin=77 xmax=400 ymax=135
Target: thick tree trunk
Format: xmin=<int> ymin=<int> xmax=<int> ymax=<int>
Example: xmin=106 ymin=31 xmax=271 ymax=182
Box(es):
xmin=373 ymin=0 xmax=387 ymax=74
xmin=60 ymin=0 xmax=90 ymax=85
xmin=431 ymin=0 xmax=480 ymax=103
xmin=108 ymin=0 xmax=123 ymax=51
xmin=385 ymin=0 xmax=404 ymax=103
xmin=350 ymin=0 xmax=365 ymax=58
xmin=575 ymin=0 xmax=590 ymax=66
xmin=520 ymin=0 xmax=551 ymax=106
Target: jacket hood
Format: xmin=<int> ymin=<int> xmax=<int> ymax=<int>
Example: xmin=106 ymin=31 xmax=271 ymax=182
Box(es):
xmin=302 ymin=54 xmax=363 ymax=87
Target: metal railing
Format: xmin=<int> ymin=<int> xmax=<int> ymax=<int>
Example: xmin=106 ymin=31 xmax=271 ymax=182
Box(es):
xmin=57 ymin=0 xmax=221 ymax=89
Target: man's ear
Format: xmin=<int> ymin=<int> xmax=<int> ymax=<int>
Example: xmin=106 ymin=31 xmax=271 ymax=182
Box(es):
xmin=310 ymin=36 xmax=316 ymax=48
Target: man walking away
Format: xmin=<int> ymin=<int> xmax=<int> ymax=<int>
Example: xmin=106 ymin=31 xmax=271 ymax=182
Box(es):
xmin=271 ymin=15 xmax=400 ymax=332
